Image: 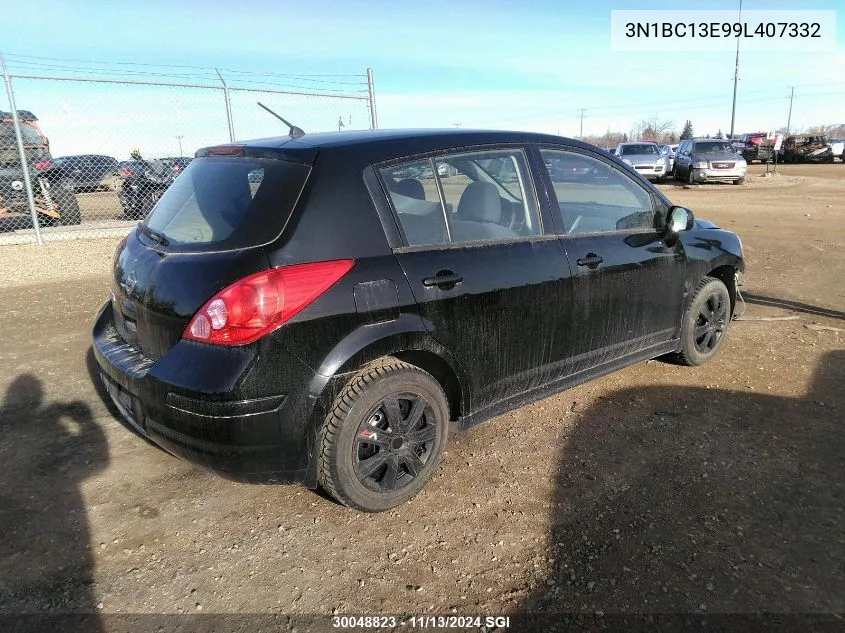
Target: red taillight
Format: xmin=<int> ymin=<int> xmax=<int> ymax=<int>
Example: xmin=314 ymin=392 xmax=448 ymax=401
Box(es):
xmin=205 ymin=145 xmax=244 ymax=156
xmin=183 ymin=260 xmax=355 ymax=346
xmin=120 ymin=168 xmax=133 ymax=177
xmin=33 ymin=159 xmax=52 ymax=170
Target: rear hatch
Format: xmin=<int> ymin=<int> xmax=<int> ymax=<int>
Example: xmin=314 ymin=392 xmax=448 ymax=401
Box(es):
xmin=110 ymin=152 xmax=312 ymax=361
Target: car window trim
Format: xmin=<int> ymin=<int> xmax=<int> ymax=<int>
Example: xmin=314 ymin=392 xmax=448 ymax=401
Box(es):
xmin=393 ymin=233 xmax=562 ymax=254
xmin=536 ymin=143 xmax=661 ymax=236
xmin=362 ymin=165 xmax=404 ymax=248
xmin=526 ymin=145 xmax=566 ymax=235
xmin=374 ymin=143 xmax=546 ymax=250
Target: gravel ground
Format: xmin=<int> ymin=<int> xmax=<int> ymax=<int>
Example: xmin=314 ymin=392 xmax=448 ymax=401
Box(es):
xmin=0 ymin=163 xmax=843 ymax=632
xmin=0 ymin=237 xmax=122 ymax=287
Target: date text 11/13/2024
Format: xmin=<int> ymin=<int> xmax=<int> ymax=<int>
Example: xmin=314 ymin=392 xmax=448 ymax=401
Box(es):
xmin=331 ymin=615 xmax=511 ymax=629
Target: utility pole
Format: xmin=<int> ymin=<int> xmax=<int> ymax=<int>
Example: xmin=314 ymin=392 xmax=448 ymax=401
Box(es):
xmin=175 ymin=135 xmax=184 ymax=157
xmin=578 ymin=109 xmax=585 ymax=138
xmin=786 ymin=86 xmax=795 ymax=135
xmin=729 ymin=0 xmax=742 ymax=138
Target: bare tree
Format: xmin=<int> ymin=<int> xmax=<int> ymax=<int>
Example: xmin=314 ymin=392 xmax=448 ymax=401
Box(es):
xmin=636 ymin=115 xmax=675 ymax=143
xmin=580 ymin=130 xmax=630 ymax=149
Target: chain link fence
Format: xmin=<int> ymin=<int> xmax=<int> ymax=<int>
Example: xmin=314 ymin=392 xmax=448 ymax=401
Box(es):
xmin=1 ymin=68 xmax=376 ymax=245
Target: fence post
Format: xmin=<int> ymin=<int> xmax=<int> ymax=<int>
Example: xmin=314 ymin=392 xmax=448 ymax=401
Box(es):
xmin=367 ymin=68 xmax=378 ymax=130
xmin=215 ymin=68 xmax=235 ymax=142
xmin=1 ymin=54 xmax=43 ymax=245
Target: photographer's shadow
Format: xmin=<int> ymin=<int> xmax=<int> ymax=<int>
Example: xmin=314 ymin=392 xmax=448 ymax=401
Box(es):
xmin=0 ymin=374 xmax=108 ymax=630
xmin=521 ymin=350 xmax=845 ymax=622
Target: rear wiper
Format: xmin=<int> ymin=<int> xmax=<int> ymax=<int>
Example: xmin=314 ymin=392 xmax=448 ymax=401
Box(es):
xmin=139 ymin=224 xmax=170 ymax=246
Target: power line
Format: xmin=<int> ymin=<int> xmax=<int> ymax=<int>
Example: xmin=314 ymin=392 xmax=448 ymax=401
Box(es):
xmin=463 ymin=89 xmax=845 ymax=129
xmin=3 ymin=52 xmax=365 ymax=78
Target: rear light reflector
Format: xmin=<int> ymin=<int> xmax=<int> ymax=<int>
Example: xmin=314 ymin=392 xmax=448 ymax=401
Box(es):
xmin=183 ymin=259 xmax=355 ymax=345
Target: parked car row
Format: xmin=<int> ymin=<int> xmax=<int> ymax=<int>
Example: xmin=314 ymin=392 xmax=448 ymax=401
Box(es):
xmin=738 ymin=132 xmax=841 ymax=164
xmin=605 ymin=128 xmax=845 ymax=188
xmin=3 ymin=110 xmax=198 ymax=229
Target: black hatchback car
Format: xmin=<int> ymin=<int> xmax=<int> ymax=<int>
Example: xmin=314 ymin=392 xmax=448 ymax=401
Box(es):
xmin=52 ymin=154 xmax=119 ymax=190
xmin=92 ymin=129 xmax=744 ymax=512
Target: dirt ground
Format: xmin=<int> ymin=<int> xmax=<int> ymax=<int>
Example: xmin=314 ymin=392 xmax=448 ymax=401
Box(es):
xmin=0 ymin=163 xmax=843 ymax=631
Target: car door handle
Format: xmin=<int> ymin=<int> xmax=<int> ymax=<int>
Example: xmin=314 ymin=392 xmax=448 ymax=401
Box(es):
xmin=576 ymin=253 xmax=603 ymax=267
xmin=422 ymin=271 xmax=463 ymax=288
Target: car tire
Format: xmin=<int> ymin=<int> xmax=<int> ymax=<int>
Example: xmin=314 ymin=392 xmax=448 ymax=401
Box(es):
xmin=687 ymin=166 xmax=696 ymax=185
xmin=318 ymin=357 xmax=449 ymax=512
xmin=55 ymin=187 xmax=82 ymax=226
xmin=734 ymin=177 xmax=745 ymax=185
xmin=674 ymin=276 xmax=732 ymax=366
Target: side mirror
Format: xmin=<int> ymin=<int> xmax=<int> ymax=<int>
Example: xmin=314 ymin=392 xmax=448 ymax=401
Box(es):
xmin=665 ymin=205 xmax=694 ymax=241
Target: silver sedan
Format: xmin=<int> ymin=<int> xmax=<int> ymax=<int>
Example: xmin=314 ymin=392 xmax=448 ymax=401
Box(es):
xmin=614 ymin=142 xmax=668 ymax=182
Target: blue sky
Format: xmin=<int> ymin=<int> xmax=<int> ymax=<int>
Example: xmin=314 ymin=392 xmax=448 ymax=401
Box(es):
xmin=3 ymin=0 xmax=843 ymax=156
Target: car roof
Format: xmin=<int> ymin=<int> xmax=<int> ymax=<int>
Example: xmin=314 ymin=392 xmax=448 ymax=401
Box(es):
xmin=209 ymin=128 xmax=600 ymax=165
xmin=257 ymin=128 xmax=570 ymax=148
xmin=57 ymin=154 xmax=115 ymax=159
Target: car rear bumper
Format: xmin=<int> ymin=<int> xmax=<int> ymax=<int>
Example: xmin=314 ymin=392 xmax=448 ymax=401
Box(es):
xmin=92 ymin=300 xmax=319 ymax=485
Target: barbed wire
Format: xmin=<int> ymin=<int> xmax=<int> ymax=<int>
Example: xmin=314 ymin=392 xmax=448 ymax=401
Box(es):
xmin=3 ymin=53 xmax=369 ymax=95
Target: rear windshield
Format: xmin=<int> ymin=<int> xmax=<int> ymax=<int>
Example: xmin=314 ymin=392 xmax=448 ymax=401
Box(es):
xmin=620 ymin=144 xmax=659 ymax=156
xmin=142 ymin=156 xmax=310 ymax=252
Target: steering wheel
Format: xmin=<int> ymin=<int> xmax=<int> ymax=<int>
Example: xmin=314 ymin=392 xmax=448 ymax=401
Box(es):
xmin=567 ymin=215 xmax=582 ymax=234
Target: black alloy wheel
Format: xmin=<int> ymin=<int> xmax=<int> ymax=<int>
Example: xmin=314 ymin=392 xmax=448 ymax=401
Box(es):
xmin=319 ymin=357 xmax=449 ymax=512
xmin=694 ymin=292 xmax=728 ymax=354
xmin=353 ymin=393 xmax=437 ymax=493
xmin=674 ymin=276 xmax=732 ymax=366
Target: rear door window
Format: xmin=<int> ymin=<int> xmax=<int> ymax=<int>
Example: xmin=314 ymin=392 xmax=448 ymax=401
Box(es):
xmin=142 ymin=156 xmax=310 ymax=252
xmin=379 ymin=159 xmax=448 ymax=246
xmin=379 ymin=148 xmax=541 ymax=247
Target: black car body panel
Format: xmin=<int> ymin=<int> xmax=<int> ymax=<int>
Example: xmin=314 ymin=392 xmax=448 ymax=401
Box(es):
xmin=92 ymin=129 xmax=745 ymax=487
